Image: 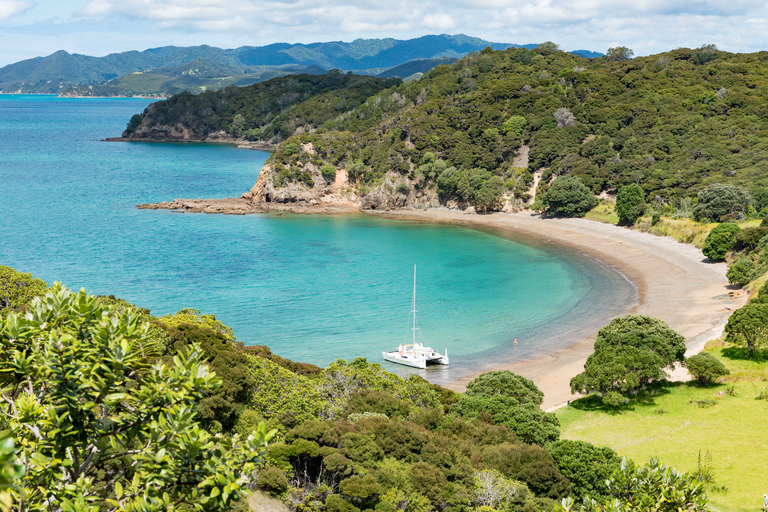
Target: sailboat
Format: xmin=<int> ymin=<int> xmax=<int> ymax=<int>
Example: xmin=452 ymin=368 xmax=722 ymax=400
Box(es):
xmin=382 ymin=265 xmax=449 ymax=369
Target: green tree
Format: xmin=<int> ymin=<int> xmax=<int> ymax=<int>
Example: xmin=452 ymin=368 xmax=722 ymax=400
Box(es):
xmin=693 ymin=183 xmax=753 ymax=222
xmin=570 ymin=315 xmax=686 ymax=403
xmin=0 ymin=432 xmax=23 ymax=512
xmin=555 ymin=457 xmax=707 ymax=512
xmin=702 ymin=223 xmax=741 ymax=260
xmin=548 ymin=440 xmax=620 ymax=501
xmin=0 ymin=284 xmax=275 ymax=511
xmin=502 ymin=115 xmax=527 ymax=140
xmin=685 ymin=353 xmax=730 ymax=386
xmin=605 ymin=47 xmax=634 ymax=62
xmin=0 ymin=266 xmax=46 ymax=316
xmin=541 ymin=175 xmax=598 ymax=217
xmin=726 ymin=257 xmax=755 ymax=287
xmin=464 ymin=370 xmax=543 ymax=406
xmin=724 ymin=303 xmax=768 ymax=357
xmin=615 ymin=183 xmax=645 ymax=225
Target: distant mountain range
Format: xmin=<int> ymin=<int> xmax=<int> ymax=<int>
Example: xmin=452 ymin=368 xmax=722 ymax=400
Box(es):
xmin=0 ymin=35 xmax=603 ymax=96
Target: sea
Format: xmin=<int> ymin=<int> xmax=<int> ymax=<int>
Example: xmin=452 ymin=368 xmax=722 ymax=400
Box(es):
xmin=0 ymin=94 xmax=637 ymax=382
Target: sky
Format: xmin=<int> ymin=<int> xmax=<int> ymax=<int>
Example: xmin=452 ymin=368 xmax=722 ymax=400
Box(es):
xmin=1 ymin=0 xmax=767 ymax=67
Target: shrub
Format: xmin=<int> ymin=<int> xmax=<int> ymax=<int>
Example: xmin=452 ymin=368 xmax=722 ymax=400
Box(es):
xmin=503 ymin=115 xmax=527 ymax=139
xmin=616 ymin=183 xmax=646 ymax=225
xmin=702 ymin=223 xmax=741 ymax=260
xmin=548 ymin=440 xmax=621 ymax=500
xmin=321 ymin=163 xmax=337 ymax=183
xmin=734 ymin=226 xmax=768 ymax=252
xmin=396 ymin=182 xmax=410 ymax=194
xmin=685 ymin=353 xmax=730 ymax=386
xmin=693 ymin=183 xmax=753 ymax=221
xmin=0 ymin=265 xmax=47 ymax=315
xmin=541 ymin=175 xmax=598 ymax=217
xmin=258 ymin=466 xmax=289 ymax=496
xmin=726 ymin=257 xmax=755 ymax=286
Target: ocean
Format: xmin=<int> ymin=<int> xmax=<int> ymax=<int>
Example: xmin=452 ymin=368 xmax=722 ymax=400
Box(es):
xmin=0 ymin=94 xmax=637 ymax=382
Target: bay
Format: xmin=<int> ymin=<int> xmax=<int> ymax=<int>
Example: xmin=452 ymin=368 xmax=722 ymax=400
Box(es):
xmin=0 ymin=94 xmax=636 ymax=380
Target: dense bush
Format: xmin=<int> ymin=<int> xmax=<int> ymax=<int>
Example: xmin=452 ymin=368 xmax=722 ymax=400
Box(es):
xmin=615 ymin=183 xmax=645 ymax=225
xmin=734 ymin=226 xmax=768 ymax=252
xmin=724 ymin=303 xmax=768 ymax=357
xmin=702 ymin=223 xmax=741 ymax=260
xmin=685 ymin=353 xmax=730 ymax=386
xmin=548 ymin=440 xmax=621 ymax=501
xmin=0 ymin=265 xmax=46 ymax=315
xmin=541 ymin=176 xmax=598 ymax=217
xmin=693 ymin=183 xmax=753 ymax=222
xmin=726 ymin=257 xmax=755 ymax=286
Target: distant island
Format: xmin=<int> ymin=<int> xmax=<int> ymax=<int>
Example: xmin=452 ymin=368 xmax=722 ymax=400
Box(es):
xmin=0 ymin=35 xmax=601 ymax=97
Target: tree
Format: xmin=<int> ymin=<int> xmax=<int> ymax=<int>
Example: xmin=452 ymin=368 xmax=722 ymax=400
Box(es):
xmin=541 ymin=175 xmax=598 ymax=217
xmin=693 ymin=183 xmax=753 ymax=222
xmin=724 ymin=303 xmax=768 ymax=357
xmin=0 ymin=432 xmax=23 ymax=512
xmin=0 ymin=284 xmax=275 ymax=512
xmin=702 ymin=223 xmax=741 ymax=260
xmin=605 ymin=47 xmax=634 ymax=62
xmin=554 ymin=107 xmax=576 ymax=127
xmin=726 ymin=257 xmax=755 ymax=287
xmin=0 ymin=266 xmax=46 ymax=316
xmin=464 ymin=370 xmax=543 ymax=406
xmin=556 ymin=457 xmax=707 ymax=512
xmin=502 ymin=115 xmax=527 ymax=140
xmin=615 ymin=183 xmax=645 ymax=225
xmin=548 ymin=440 xmax=620 ymax=501
xmin=685 ymin=353 xmax=730 ymax=386
xmin=570 ymin=315 xmax=686 ymax=403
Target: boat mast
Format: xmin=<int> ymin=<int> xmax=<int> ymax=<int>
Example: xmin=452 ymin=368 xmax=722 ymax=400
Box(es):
xmin=412 ymin=265 xmax=417 ymax=346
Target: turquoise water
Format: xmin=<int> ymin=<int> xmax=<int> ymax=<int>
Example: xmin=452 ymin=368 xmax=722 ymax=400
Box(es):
xmin=0 ymin=94 xmax=636 ymax=381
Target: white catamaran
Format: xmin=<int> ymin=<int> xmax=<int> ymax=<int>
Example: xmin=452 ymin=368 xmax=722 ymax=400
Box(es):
xmin=382 ymin=266 xmax=449 ymax=369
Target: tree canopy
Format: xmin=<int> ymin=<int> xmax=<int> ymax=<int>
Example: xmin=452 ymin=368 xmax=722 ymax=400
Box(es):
xmin=702 ymin=222 xmax=741 ymax=261
xmin=0 ymin=266 xmax=46 ymax=316
xmin=615 ymin=183 xmax=645 ymax=225
xmin=541 ymin=175 xmax=598 ymax=217
xmin=724 ymin=303 xmax=768 ymax=357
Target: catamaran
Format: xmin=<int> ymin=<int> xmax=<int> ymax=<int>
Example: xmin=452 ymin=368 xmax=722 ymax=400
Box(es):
xmin=382 ymin=265 xmax=449 ymax=369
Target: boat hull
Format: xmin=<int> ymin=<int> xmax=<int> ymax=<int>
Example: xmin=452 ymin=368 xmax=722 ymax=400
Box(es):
xmin=382 ymin=350 xmax=449 ymax=369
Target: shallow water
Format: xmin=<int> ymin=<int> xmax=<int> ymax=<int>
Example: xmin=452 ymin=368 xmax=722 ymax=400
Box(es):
xmin=0 ymin=94 xmax=637 ymax=379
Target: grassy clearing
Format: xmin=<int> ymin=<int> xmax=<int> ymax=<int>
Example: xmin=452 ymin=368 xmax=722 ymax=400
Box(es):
xmin=584 ymin=202 xmax=619 ymax=224
xmin=557 ymin=346 xmax=768 ymax=512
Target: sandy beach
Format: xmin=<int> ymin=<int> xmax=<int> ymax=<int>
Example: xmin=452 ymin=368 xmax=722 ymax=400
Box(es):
xmin=371 ymin=209 xmax=744 ymax=410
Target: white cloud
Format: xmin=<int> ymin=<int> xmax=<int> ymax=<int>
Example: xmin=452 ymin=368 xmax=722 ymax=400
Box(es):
xmin=0 ymin=0 xmax=36 ymax=21
xmin=422 ymin=13 xmax=457 ymax=30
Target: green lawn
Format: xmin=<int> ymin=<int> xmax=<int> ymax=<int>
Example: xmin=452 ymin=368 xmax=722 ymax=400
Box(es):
xmin=556 ymin=345 xmax=768 ymax=512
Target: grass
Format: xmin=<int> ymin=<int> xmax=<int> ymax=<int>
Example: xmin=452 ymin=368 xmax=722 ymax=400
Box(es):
xmin=557 ymin=345 xmax=768 ymax=512
xmin=584 ymin=201 xmax=619 ymax=224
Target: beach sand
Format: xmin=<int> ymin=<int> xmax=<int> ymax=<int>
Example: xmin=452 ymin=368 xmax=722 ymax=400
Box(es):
xmin=371 ymin=209 xmax=745 ymax=410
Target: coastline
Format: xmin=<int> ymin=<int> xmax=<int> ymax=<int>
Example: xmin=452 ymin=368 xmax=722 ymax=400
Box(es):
xmin=367 ymin=209 xmax=743 ymax=410
xmin=135 ymin=197 xmax=743 ymax=410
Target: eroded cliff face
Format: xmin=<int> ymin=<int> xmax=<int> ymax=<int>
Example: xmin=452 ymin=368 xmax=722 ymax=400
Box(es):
xmin=243 ymin=159 xmax=443 ymax=211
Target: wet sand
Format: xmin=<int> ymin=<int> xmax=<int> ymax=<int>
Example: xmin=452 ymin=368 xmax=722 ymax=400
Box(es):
xmin=371 ymin=209 xmax=744 ymax=410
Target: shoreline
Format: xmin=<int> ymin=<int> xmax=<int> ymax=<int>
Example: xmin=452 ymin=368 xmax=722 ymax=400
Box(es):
xmin=366 ymin=209 xmax=744 ymax=410
xmin=136 ymin=198 xmax=744 ymax=409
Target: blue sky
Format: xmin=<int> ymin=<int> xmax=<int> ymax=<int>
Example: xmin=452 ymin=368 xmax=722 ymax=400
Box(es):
xmin=1 ymin=0 xmax=766 ymax=67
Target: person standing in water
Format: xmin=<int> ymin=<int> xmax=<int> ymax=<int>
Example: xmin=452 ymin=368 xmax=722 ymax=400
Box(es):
xmin=514 ymin=338 xmax=518 ymax=347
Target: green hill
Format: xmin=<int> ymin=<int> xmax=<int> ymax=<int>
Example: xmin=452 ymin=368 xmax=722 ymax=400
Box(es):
xmin=254 ymin=44 xmax=768 ymax=209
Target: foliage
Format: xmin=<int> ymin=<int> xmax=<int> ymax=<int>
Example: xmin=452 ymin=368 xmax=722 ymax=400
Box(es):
xmin=257 ymin=466 xmax=289 ymax=497
xmin=472 ymin=469 xmax=529 ymax=509
xmin=685 ymin=353 xmax=730 ymax=386
xmin=692 ymin=183 xmax=753 ymax=222
xmin=502 ymin=115 xmax=527 ymax=140
xmin=702 ymin=222 xmax=740 ymax=260
xmin=724 ymin=303 xmax=768 ymax=357
xmin=615 ymin=183 xmax=645 ymax=225
xmin=244 ymin=344 xmax=323 ymax=376
xmin=605 ymin=47 xmax=634 ymax=62
xmin=436 ymin=166 xmax=504 ymax=210
xmin=160 ymin=308 xmax=235 ymax=340
xmin=0 ymin=265 xmax=46 ymax=316
xmin=321 ymin=163 xmax=337 ymax=183
xmin=451 ymin=371 xmax=559 ymax=446
xmin=0 ymin=284 xmax=275 ymax=512
xmin=247 ymin=354 xmax=325 ymax=422
xmin=571 ymin=315 xmax=686 ymax=403
xmin=548 ymin=440 xmax=621 ymax=501
xmin=555 ymin=457 xmax=707 ymax=512
xmin=541 ymin=176 xmax=598 ymax=217
xmin=726 ymin=257 xmax=754 ymax=286
xmin=318 ymin=358 xmax=440 ymax=419
xmin=0 ymin=432 xmax=23 ymax=512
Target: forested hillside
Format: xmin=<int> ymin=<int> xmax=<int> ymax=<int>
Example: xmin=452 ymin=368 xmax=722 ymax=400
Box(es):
xmin=251 ymin=44 xmax=768 ymax=211
xmin=124 ymin=72 xmax=401 ymax=142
